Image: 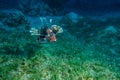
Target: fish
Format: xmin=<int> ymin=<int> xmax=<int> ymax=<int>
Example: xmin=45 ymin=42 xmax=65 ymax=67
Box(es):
xmin=49 ymin=35 xmax=56 ymax=42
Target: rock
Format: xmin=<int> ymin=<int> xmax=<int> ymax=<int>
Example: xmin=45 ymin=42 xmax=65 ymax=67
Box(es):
xmin=67 ymin=12 xmax=83 ymax=23
xmin=19 ymin=0 xmax=52 ymax=16
xmin=105 ymin=26 xmax=117 ymax=34
xmin=0 ymin=9 xmax=30 ymax=30
xmin=96 ymin=25 xmax=119 ymax=48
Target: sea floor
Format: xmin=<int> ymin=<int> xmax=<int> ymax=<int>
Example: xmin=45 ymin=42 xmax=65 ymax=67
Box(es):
xmin=0 ymin=12 xmax=120 ymax=80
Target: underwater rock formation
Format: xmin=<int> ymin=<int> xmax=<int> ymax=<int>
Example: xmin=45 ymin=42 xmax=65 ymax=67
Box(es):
xmin=18 ymin=0 xmax=52 ymax=16
xmin=105 ymin=26 xmax=117 ymax=34
xmin=95 ymin=25 xmax=120 ymax=56
xmin=0 ymin=10 xmax=30 ymax=30
xmin=59 ymin=12 xmax=86 ymax=32
xmin=98 ymin=26 xmax=118 ymax=42
xmin=67 ymin=12 xmax=83 ymax=23
xmin=59 ymin=12 xmax=84 ymax=26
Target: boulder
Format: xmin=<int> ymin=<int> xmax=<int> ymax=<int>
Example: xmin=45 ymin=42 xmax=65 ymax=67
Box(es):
xmin=67 ymin=12 xmax=83 ymax=23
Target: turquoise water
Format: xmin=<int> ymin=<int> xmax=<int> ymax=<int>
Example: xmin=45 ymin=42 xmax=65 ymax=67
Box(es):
xmin=0 ymin=0 xmax=120 ymax=80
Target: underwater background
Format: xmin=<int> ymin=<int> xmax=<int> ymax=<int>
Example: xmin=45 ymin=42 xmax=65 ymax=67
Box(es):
xmin=0 ymin=0 xmax=120 ymax=80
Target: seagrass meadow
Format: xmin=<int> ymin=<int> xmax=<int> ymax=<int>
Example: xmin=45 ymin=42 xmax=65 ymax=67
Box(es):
xmin=0 ymin=15 xmax=120 ymax=80
xmin=0 ymin=0 xmax=120 ymax=79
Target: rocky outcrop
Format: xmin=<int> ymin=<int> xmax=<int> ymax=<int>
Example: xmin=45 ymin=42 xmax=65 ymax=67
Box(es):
xmin=0 ymin=10 xmax=30 ymax=30
xmin=18 ymin=0 xmax=52 ymax=16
